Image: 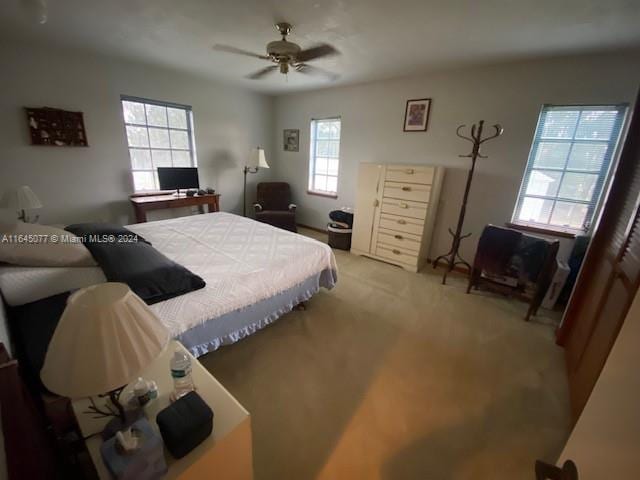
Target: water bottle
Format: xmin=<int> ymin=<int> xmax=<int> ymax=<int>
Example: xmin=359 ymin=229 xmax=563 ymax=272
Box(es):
xmin=170 ymin=349 xmax=195 ymax=400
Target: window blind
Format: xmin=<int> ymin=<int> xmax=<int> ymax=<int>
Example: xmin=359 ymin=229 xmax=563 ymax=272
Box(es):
xmin=513 ymin=104 xmax=627 ymax=232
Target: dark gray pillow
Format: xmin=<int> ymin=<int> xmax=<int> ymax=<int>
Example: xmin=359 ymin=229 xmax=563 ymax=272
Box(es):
xmin=65 ymin=223 xmax=150 ymax=245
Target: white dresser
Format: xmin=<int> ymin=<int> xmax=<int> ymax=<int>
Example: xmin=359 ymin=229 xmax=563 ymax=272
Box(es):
xmin=351 ymin=163 xmax=445 ymax=272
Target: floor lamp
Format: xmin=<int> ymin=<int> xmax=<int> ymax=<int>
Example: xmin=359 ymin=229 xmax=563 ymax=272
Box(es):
xmin=243 ymin=147 xmax=269 ymax=216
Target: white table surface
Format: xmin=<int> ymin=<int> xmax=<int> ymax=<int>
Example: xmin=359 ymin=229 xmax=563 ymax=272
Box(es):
xmin=72 ymin=340 xmax=252 ymax=479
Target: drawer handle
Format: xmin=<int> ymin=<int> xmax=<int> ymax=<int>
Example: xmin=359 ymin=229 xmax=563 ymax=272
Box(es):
xmin=399 ymin=202 xmax=409 ymax=209
xmin=401 ymin=186 xmax=411 ymax=191
xmin=392 ymin=249 xmax=401 ymax=255
xmin=394 ymin=234 xmax=403 ymax=240
xmin=397 ymin=219 xmax=406 ymax=225
xmin=405 ymin=169 xmax=414 ymax=174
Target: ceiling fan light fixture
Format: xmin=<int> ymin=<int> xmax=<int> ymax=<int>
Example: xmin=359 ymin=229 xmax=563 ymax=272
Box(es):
xmin=214 ymin=21 xmax=339 ymax=81
xmin=266 ymin=40 xmax=300 ymax=58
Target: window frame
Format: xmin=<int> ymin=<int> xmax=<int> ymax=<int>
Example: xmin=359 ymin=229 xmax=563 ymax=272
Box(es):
xmin=120 ymin=95 xmax=198 ymax=192
xmin=308 ymin=117 xmax=341 ymax=198
xmin=511 ymin=103 xmax=628 ymax=235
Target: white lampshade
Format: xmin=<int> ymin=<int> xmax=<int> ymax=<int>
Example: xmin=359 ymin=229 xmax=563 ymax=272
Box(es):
xmin=41 ymin=283 xmax=170 ymax=398
xmin=248 ymin=147 xmax=269 ymax=169
xmin=1 ymin=185 xmax=43 ymax=210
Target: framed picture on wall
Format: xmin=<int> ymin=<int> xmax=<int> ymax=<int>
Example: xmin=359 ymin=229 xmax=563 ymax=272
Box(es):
xmin=403 ymin=98 xmax=431 ymax=132
xmin=25 ymin=107 xmax=89 ymax=146
xmin=283 ymin=129 xmax=299 ymax=151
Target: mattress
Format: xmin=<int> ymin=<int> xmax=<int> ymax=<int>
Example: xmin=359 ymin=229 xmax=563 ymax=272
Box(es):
xmin=1 ymin=213 xmax=338 ymax=356
xmin=0 ymin=265 xmax=106 ymax=306
xmin=127 ymin=213 xmax=337 ymax=348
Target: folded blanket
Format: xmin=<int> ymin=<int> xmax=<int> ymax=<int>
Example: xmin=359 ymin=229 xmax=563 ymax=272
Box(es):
xmin=65 ymin=223 xmax=205 ymax=304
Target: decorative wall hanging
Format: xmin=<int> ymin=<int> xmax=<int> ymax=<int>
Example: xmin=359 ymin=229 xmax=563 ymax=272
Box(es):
xmin=25 ymin=107 xmax=88 ymax=147
xmin=403 ymin=98 xmax=431 ymax=132
xmin=432 ymin=120 xmax=503 ymax=284
xmin=283 ymin=129 xmax=299 ymax=151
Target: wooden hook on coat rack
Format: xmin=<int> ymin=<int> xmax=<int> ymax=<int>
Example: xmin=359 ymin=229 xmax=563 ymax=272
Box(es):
xmin=480 ymin=124 xmax=504 ymax=144
xmin=456 ymin=124 xmax=474 ymax=143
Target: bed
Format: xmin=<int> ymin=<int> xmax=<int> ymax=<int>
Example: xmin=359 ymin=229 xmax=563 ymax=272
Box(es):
xmin=0 ymin=213 xmax=337 ymax=358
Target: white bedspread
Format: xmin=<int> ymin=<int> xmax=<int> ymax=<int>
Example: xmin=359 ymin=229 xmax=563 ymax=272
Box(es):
xmin=0 ymin=214 xmax=337 ymax=340
xmin=127 ymin=213 xmax=337 ymax=336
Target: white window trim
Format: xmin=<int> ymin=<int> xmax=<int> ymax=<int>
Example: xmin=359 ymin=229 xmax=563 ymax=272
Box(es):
xmin=511 ymin=103 xmax=628 ymax=234
xmin=308 ymin=117 xmax=341 ymax=197
xmin=121 ymin=95 xmax=198 ymax=192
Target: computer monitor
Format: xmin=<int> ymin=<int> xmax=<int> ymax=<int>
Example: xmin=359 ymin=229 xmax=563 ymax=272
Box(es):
xmin=157 ymin=167 xmax=199 ymax=194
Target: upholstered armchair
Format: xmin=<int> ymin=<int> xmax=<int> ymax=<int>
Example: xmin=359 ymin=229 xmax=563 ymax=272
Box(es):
xmin=253 ymin=182 xmax=297 ymax=232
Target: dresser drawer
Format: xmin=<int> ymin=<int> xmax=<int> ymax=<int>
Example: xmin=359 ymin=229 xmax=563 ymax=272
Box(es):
xmin=381 ymin=198 xmax=428 ymax=219
xmin=378 ymin=214 xmax=424 ymax=235
xmin=377 ymin=228 xmax=421 ymax=252
xmin=385 ymin=165 xmax=435 ymax=185
xmin=375 ymin=244 xmax=419 ymax=267
xmin=383 ymin=181 xmax=431 ymax=203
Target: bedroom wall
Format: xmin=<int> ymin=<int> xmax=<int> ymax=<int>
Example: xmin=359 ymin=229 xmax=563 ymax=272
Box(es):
xmin=272 ymin=50 xmax=640 ymax=261
xmin=0 ymin=41 xmax=274 ymax=225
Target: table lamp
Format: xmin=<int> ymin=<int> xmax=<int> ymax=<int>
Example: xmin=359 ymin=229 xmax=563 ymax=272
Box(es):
xmin=243 ymin=147 xmax=269 ymax=216
xmin=0 ymin=185 xmax=43 ymax=223
xmin=41 ymin=283 xmax=170 ymax=437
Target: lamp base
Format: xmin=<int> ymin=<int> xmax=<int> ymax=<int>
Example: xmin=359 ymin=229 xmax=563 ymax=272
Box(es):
xmin=101 ymin=409 xmax=144 ymax=440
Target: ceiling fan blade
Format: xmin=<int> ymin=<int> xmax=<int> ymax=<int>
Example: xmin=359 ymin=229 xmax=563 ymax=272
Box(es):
xmin=295 ymin=64 xmax=339 ymax=81
xmin=246 ymin=65 xmax=279 ymax=80
xmin=212 ymin=44 xmax=270 ymax=60
xmin=295 ymin=44 xmax=339 ymax=62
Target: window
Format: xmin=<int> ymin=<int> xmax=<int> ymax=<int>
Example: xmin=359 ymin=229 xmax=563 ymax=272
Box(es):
xmin=121 ymin=96 xmax=197 ymax=191
xmin=309 ymin=118 xmax=341 ymax=196
xmin=512 ymin=104 xmax=627 ymax=233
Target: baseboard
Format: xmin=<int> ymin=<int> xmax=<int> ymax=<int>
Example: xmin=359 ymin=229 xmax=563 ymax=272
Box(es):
xmin=297 ymin=223 xmax=328 ymax=234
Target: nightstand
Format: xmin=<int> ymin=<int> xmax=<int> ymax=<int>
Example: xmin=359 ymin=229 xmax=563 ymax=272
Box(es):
xmin=71 ymin=340 xmax=252 ymax=479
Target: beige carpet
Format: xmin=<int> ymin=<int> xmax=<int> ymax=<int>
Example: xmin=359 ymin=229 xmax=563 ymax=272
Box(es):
xmin=199 ymin=229 xmax=571 ymax=480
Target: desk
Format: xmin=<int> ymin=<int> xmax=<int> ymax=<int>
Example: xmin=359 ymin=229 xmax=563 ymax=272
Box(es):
xmin=72 ymin=340 xmax=253 ymax=480
xmin=130 ymin=194 xmax=220 ymax=223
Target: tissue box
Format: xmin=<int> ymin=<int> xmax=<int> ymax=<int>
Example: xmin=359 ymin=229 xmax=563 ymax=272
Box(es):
xmin=156 ymin=391 xmax=214 ymax=459
xmin=100 ymin=417 xmax=167 ymax=480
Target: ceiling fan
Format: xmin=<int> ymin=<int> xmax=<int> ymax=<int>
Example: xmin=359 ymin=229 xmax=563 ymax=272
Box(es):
xmin=213 ymin=22 xmax=340 ymax=80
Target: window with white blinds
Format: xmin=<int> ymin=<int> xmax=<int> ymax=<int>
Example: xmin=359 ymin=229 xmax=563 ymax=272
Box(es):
xmin=121 ymin=96 xmax=197 ymax=192
xmin=512 ymin=104 xmax=627 ymax=232
xmin=309 ymin=118 xmax=341 ymax=195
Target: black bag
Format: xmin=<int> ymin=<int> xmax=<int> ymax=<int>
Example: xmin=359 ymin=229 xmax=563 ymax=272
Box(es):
xmin=329 ymin=210 xmax=354 ymax=228
xmin=156 ymin=391 xmax=213 ymax=459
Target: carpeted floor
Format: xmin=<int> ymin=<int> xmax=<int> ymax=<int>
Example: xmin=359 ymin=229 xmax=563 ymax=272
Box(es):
xmin=199 ymin=229 xmax=571 ymax=480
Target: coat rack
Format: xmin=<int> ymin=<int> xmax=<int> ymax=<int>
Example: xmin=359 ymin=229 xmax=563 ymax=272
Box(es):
xmin=432 ymin=120 xmax=503 ymax=284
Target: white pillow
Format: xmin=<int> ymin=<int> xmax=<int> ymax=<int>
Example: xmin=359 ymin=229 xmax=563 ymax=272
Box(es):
xmin=0 ymin=222 xmax=96 ymax=267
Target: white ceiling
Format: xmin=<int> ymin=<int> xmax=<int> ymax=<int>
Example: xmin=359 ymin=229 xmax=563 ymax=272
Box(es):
xmin=1 ymin=0 xmax=639 ymax=94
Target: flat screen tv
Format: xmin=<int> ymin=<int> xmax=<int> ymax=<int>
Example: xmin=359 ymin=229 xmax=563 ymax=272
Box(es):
xmin=157 ymin=167 xmax=199 ymax=193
